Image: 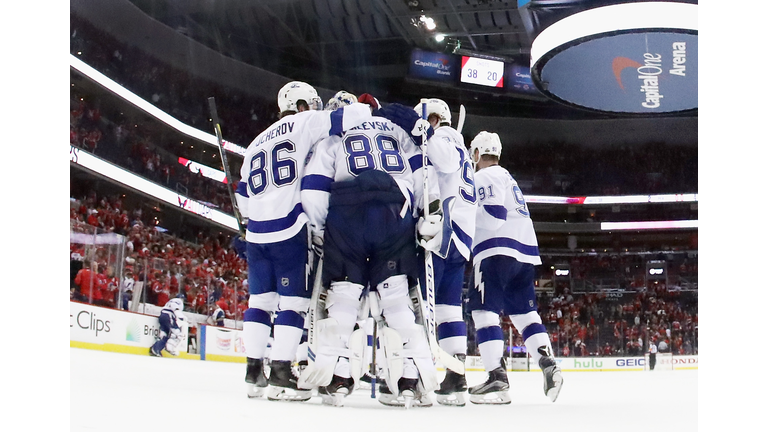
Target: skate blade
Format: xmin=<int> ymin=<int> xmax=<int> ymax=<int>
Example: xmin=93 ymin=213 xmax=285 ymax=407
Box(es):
xmin=436 ymin=392 xmax=466 ymax=407
xmin=320 ymin=392 xmax=346 ymax=407
xmin=469 ymin=391 xmax=511 ymax=405
xmin=267 ymin=386 xmax=312 ymax=402
xmin=246 ymin=384 xmax=267 ymax=398
xmin=546 ymin=373 xmax=564 ymax=403
xmin=403 ymin=394 xmax=414 ymax=410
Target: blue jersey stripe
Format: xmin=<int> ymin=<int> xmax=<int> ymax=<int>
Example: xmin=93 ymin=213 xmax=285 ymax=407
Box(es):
xmin=409 ymin=154 xmax=423 ymax=172
xmin=452 ymin=221 xmax=473 ymax=251
xmin=301 ymin=174 xmax=333 ymax=192
xmin=473 ymin=237 xmax=539 ymax=257
xmin=236 ymin=181 xmax=248 ymax=197
xmin=247 ymin=203 xmax=304 ymax=234
xmin=483 ymin=204 xmax=507 ymax=220
xmin=329 ymin=108 xmax=344 ymax=136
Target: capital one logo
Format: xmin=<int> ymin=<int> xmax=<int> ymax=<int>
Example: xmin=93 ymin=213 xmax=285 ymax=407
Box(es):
xmin=612 ymin=57 xmax=642 ymax=90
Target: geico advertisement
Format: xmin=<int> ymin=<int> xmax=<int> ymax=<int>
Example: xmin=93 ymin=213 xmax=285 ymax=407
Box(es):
xmin=204 ymin=326 xmax=247 ymax=357
xmin=70 ymin=302 xmax=188 ymax=350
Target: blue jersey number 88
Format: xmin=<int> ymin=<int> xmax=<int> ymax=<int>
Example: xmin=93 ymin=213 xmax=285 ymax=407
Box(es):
xmin=343 ymin=133 xmax=405 ymax=176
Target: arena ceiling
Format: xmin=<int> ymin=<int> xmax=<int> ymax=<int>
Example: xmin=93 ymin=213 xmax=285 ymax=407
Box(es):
xmin=124 ymin=0 xmax=698 ymax=120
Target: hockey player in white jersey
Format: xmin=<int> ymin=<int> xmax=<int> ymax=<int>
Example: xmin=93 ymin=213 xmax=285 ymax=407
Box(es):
xmin=412 ymin=98 xmax=476 ymax=406
xmin=235 ymin=81 xmax=375 ymax=401
xmin=467 ymin=131 xmax=563 ymax=404
xmin=299 ymin=97 xmax=437 ymax=408
xmin=150 ymin=298 xmax=185 ymax=357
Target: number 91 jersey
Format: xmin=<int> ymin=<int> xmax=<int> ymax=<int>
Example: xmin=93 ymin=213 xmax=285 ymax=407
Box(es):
xmin=300 ymin=116 xmax=421 ymax=235
xmin=236 ymin=103 xmax=372 ymax=244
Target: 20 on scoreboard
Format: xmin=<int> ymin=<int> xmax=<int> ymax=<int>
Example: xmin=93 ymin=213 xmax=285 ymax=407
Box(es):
xmin=460 ymin=56 xmax=504 ymax=88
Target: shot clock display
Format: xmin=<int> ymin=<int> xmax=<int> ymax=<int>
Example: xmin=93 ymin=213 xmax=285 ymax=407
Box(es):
xmin=460 ymin=56 xmax=504 ymax=88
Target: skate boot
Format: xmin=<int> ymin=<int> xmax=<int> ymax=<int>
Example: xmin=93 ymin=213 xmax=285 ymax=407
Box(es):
xmin=539 ymin=354 xmax=563 ymax=402
xmin=318 ymin=375 xmax=355 ymax=407
xmin=377 ymin=378 xmax=432 ymax=408
xmin=149 ymin=346 xmax=162 ymax=357
xmin=468 ymin=358 xmax=511 ymax=405
xmin=245 ymin=358 xmax=268 ymax=398
xmin=267 ymin=360 xmax=312 ymax=402
xmin=435 ymin=355 xmax=467 ymax=407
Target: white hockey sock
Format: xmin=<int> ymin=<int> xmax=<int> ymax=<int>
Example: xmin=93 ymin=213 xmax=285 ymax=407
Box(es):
xmin=243 ymin=320 xmax=271 ymax=359
xmin=472 ymin=310 xmax=504 ymax=372
xmin=436 ymin=304 xmax=467 ymax=356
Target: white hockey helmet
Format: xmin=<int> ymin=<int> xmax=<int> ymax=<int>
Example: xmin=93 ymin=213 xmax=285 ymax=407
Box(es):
xmin=165 ymin=298 xmax=184 ymax=311
xmin=470 ymin=131 xmax=502 ymax=163
xmin=277 ymin=81 xmax=323 ymax=113
xmin=414 ymin=98 xmax=451 ymax=125
xmin=325 ymin=90 xmax=357 ymax=111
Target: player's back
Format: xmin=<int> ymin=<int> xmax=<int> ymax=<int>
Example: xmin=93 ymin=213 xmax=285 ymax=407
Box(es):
xmin=240 ymin=111 xmax=321 ymax=243
xmin=332 ymin=116 xmax=419 ymax=205
xmin=472 ymin=165 xmax=540 ymax=265
xmin=429 ymin=126 xmax=477 ymax=259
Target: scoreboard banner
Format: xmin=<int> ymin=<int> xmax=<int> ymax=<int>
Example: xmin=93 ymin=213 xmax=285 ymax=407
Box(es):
xmin=408 ymin=48 xmax=459 ymax=83
xmin=461 ymin=56 xmax=504 ymax=88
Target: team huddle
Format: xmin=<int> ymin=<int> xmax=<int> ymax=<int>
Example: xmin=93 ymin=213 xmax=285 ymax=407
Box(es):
xmin=219 ymin=81 xmax=563 ymax=408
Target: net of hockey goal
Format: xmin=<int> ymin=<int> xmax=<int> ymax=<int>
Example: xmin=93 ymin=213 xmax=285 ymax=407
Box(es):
xmin=644 ymin=352 xmax=674 ymax=371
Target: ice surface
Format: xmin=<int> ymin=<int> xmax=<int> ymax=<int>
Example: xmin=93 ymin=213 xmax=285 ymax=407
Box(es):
xmin=70 ymin=347 xmax=697 ymax=432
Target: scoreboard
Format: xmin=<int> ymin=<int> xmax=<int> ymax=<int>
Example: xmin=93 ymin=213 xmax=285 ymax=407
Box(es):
xmin=460 ymin=56 xmax=504 ymax=88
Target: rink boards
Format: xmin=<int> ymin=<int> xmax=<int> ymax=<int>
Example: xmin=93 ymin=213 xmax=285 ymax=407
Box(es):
xmin=70 ymin=301 xmax=698 ymax=371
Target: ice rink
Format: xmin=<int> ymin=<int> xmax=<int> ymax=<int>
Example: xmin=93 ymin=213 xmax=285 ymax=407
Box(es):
xmin=71 ymin=347 xmax=698 ymax=431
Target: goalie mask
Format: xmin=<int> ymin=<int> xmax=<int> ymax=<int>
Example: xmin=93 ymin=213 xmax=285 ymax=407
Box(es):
xmin=470 ymin=131 xmax=502 ymax=163
xmin=325 ymin=90 xmax=357 ymax=111
xmin=413 ymin=98 xmax=451 ymax=125
xmin=278 ymin=81 xmax=323 ymax=113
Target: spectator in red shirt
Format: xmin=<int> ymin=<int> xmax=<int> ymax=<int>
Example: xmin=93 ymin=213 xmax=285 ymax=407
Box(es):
xmin=153 ymin=274 xmax=170 ymax=307
xmin=74 ymin=260 xmax=102 ymax=304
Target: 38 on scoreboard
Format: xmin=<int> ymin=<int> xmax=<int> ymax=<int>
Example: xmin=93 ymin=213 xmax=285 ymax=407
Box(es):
xmin=460 ymin=56 xmax=504 ymax=88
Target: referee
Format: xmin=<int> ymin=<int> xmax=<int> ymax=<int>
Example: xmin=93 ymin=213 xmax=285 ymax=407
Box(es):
xmin=648 ymin=339 xmax=658 ymax=371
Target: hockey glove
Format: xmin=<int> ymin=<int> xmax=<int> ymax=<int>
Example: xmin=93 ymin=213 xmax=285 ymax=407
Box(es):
xmin=311 ymin=233 xmax=324 ymax=257
xmin=357 ymin=93 xmax=380 ymax=111
xmin=377 ymin=103 xmax=434 ymax=144
xmin=418 ymin=214 xmax=443 ymax=253
xmin=231 ymin=235 xmax=247 ymax=260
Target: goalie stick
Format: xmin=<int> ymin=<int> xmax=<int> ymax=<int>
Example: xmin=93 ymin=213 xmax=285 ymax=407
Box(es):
xmin=207 ymin=97 xmax=246 ymax=236
xmin=419 ymin=99 xmax=465 ymax=374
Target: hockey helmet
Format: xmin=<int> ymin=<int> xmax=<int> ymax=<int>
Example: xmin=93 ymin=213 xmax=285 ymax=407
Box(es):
xmin=325 ymin=90 xmax=358 ymax=111
xmin=277 ymin=81 xmax=323 ymax=113
xmin=470 ymin=131 xmax=502 ymax=163
xmin=413 ymin=98 xmax=451 ymax=125
xmin=165 ymin=298 xmax=184 ymax=311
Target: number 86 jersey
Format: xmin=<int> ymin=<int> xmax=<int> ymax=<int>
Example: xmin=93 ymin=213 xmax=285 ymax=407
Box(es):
xmin=236 ymin=103 xmax=372 ymax=244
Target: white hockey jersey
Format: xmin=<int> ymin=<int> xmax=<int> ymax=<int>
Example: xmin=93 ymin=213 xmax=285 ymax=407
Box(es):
xmin=300 ymin=116 xmax=422 ymax=235
xmin=422 ymin=126 xmax=477 ymax=260
xmin=472 ymin=165 xmax=541 ymax=266
xmin=236 ymin=103 xmax=373 ymax=244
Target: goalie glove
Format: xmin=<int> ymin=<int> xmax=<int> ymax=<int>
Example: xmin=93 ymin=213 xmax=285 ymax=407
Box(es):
xmin=417 ymin=214 xmax=443 ymax=253
xmin=230 ymin=235 xmax=247 ymax=260
xmin=377 ymin=103 xmax=434 ymax=144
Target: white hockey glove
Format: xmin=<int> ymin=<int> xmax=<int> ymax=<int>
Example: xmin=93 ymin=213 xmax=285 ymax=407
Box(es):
xmin=418 ymin=214 xmax=443 ymax=253
xmin=311 ymin=233 xmax=324 ymax=257
xmin=411 ymin=119 xmax=432 ymax=138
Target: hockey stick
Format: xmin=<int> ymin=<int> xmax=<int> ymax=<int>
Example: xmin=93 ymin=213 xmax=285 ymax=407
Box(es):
xmin=457 ymin=104 xmax=466 ymax=134
xmin=370 ymin=321 xmax=377 ymax=399
xmin=420 ymin=99 xmax=465 ymax=374
xmin=207 ymin=97 xmax=246 ymax=236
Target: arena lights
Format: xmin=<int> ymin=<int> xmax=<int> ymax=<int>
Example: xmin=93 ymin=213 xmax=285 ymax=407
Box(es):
xmin=70 ymin=54 xmax=247 ymax=156
xmin=71 ymin=146 xmax=239 ymax=232
xmin=526 ymin=194 xmax=698 ymax=205
xmin=600 ymin=220 xmax=698 ymax=231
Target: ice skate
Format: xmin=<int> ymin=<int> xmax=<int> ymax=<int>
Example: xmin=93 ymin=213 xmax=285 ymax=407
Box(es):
xmin=539 ymin=355 xmax=563 ymax=402
xmin=357 ymin=372 xmax=375 ymax=390
xmin=468 ymin=359 xmax=511 ymax=405
xmin=149 ymin=346 xmax=162 ymax=357
xmin=434 ymin=354 xmax=467 ymax=406
xmin=267 ymin=360 xmax=312 ymax=402
xmin=318 ymin=375 xmax=355 ymax=407
xmin=377 ymin=378 xmax=432 ymax=408
xmin=245 ymin=358 xmax=268 ymax=398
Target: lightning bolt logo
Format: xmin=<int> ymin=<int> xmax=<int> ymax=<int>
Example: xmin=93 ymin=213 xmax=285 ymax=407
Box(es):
xmin=474 ymin=265 xmax=485 ymax=304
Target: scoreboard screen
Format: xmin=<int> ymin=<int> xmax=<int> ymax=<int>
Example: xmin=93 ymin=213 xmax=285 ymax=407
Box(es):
xmin=460 ymin=56 xmax=504 ymax=88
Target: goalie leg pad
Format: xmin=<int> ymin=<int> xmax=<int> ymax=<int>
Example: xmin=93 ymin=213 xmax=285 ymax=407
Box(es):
xmin=299 ymin=317 xmax=350 ymax=388
xmin=348 ymin=328 xmax=368 ymax=386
